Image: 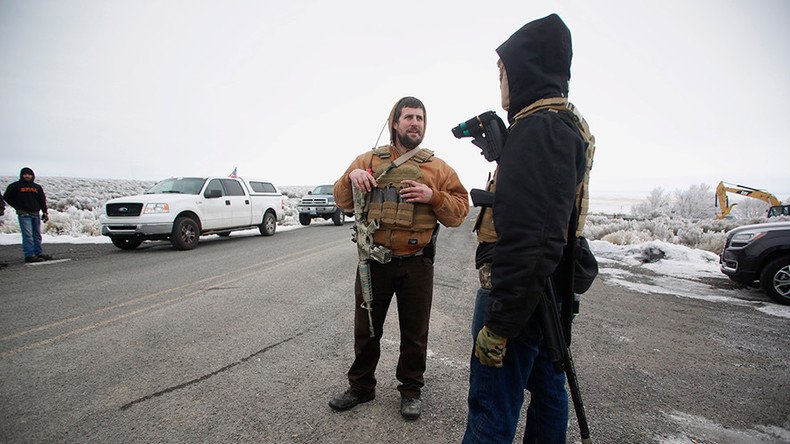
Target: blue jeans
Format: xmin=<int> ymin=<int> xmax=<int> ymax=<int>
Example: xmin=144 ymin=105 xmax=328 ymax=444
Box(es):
xmin=463 ymin=288 xmax=568 ymax=444
xmin=18 ymin=214 xmax=43 ymax=258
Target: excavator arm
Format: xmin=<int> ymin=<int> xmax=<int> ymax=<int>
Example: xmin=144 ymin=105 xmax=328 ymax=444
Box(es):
xmin=715 ymin=181 xmax=782 ymax=219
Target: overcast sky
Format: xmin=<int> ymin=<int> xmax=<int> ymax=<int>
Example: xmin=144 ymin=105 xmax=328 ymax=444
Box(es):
xmin=1 ymin=0 xmax=788 ymax=198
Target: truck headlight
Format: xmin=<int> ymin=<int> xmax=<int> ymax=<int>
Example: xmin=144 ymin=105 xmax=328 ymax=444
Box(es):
xmin=143 ymin=203 xmax=170 ymax=214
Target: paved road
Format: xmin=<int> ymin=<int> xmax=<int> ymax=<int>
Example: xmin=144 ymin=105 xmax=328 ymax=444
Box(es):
xmin=0 ymin=218 xmax=788 ymax=443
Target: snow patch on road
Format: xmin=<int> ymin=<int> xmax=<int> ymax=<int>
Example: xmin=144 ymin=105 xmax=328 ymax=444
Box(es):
xmin=592 ymin=240 xmax=790 ymax=319
xmin=659 ymin=411 xmax=790 ymax=444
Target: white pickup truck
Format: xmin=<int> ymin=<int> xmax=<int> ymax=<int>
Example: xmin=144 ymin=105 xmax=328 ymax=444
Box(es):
xmin=99 ymin=177 xmax=284 ymax=250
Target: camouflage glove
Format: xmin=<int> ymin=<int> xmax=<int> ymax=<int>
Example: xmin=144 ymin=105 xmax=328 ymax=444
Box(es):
xmin=474 ymin=326 xmax=507 ymax=368
xmin=41 ymin=213 xmax=49 ymax=223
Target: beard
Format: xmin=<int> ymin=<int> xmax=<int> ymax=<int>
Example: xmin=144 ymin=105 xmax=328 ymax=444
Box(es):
xmin=396 ymin=131 xmax=423 ymax=149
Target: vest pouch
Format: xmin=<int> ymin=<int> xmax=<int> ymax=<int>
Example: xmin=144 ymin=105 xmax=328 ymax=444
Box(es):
xmin=381 ymin=186 xmax=399 ymax=225
xmin=395 ymin=185 xmax=414 ymax=228
xmin=367 ymin=188 xmax=384 ymax=222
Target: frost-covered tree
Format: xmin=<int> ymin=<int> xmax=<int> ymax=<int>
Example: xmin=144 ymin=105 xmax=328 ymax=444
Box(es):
xmin=671 ymin=183 xmax=715 ymax=219
xmin=733 ymin=198 xmax=770 ymax=218
xmin=632 ymin=187 xmax=671 ymax=218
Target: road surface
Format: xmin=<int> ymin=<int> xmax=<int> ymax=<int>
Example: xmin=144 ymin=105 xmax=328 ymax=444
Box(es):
xmin=0 ymin=217 xmax=788 ymax=443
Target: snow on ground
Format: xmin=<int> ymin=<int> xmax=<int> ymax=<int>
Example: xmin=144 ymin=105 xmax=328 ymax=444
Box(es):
xmin=590 ymin=240 xmax=790 ymax=319
xmin=659 ymin=411 xmax=790 ymax=444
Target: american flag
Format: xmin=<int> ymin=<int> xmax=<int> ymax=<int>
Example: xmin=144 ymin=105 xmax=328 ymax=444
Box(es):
xmin=228 ymin=167 xmax=237 ymax=178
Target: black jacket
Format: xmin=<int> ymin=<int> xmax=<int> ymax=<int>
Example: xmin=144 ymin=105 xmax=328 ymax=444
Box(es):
xmin=4 ymin=169 xmax=48 ymax=215
xmin=485 ymin=14 xmax=587 ymax=337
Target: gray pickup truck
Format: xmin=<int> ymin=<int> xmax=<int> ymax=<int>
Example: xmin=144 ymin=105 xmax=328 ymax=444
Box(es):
xmin=297 ymin=184 xmax=346 ymax=226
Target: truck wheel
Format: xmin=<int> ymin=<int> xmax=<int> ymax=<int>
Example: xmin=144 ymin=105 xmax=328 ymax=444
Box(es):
xmin=111 ymin=236 xmax=143 ymax=250
xmin=259 ymin=211 xmax=276 ymax=236
xmin=760 ymin=256 xmax=790 ymax=305
xmin=171 ymin=217 xmax=200 ymax=250
xmin=332 ymin=209 xmax=345 ymax=226
xmin=299 ymin=213 xmax=311 ymax=226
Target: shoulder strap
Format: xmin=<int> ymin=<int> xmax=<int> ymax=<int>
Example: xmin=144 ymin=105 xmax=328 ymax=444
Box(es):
xmin=412 ymin=148 xmax=434 ymax=163
xmin=512 ymin=97 xmax=569 ymax=122
xmin=564 ymin=103 xmax=595 ymax=237
xmin=373 ymin=146 xmax=430 ymax=182
xmin=372 ymin=145 xmax=392 ymax=158
xmin=514 ymin=99 xmax=595 ymax=237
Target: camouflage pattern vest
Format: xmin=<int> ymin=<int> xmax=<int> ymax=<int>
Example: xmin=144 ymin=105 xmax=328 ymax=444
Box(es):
xmin=475 ymin=98 xmax=596 ymax=243
xmin=367 ymin=145 xmax=438 ymax=232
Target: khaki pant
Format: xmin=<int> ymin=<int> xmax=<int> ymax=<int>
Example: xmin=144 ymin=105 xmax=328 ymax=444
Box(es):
xmin=348 ymin=255 xmax=434 ymax=399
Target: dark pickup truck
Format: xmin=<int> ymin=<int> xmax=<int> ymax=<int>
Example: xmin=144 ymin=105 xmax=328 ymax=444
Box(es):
xmin=720 ymin=221 xmax=790 ymax=304
xmin=297 ymin=185 xmax=345 ymax=226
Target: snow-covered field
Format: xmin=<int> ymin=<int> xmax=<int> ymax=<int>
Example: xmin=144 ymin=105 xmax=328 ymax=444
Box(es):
xmin=2 ymin=176 xmax=789 ymax=320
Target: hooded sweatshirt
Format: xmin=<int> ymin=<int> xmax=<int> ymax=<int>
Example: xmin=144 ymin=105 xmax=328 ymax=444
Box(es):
xmin=484 ymin=15 xmax=587 ymax=337
xmin=333 ymin=97 xmax=468 ymax=256
xmin=3 ymin=167 xmax=48 ymax=215
xmin=497 ymin=13 xmax=572 ymax=123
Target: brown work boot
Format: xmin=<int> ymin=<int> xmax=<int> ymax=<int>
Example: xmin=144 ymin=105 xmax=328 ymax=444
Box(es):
xmin=25 ymin=256 xmax=44 ymax=263
xmin=38 ymin=254 xmax=53 ymax=261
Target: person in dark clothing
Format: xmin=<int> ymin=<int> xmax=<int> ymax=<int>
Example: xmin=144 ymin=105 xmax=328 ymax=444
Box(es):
xmin=463 ymin=14 xmax=588 ymax=443
xmin=0 ymin=191 xmax=7 ymax=268
xmin=3 ymin=167 xmax=52 ymax=263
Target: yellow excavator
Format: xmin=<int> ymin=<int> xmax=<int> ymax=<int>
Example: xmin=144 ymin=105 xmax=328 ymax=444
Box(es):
xmin=715 ymin=181 xmax=782 ymax=219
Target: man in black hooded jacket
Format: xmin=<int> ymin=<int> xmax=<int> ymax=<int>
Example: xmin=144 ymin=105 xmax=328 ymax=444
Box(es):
xmin=463 ymin=14 xmax=587 ymax=443
xmin=4 ymin=167 xmax=52 ymax=263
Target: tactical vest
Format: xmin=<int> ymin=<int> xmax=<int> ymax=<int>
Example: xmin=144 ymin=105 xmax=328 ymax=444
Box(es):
xmin=474 ymin=98 xmax=596 ymax=242
xmin=366 ymin=146 xmax=438 ymax=232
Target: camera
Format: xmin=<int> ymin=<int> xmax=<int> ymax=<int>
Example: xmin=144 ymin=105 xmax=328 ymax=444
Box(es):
xmin=451 ymin=111 xmax=508 ymax=163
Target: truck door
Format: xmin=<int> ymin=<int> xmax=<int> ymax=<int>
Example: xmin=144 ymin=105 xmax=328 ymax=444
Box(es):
xmin=221 ymin=179 xmax=251 ymax=227
xmin=201 ymin=179 xmax=228 ymax=230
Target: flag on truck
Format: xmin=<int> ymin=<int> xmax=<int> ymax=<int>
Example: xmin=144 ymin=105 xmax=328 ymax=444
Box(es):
xmin=229 ymin=167 xmax=237 ymax=178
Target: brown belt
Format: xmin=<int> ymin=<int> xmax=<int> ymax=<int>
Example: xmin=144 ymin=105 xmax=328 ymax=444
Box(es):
xmin=478 ymin=262 xmax=492 ymax=289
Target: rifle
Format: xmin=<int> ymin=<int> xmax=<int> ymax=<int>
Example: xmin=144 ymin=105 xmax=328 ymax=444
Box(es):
xmin=351 ymin=184 xmax=392 ymax=337
xmin=539 ymin=279 xmax=592 ymax=444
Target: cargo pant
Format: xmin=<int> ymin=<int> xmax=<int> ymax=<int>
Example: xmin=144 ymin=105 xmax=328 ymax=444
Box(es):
xmin=347 ymin=255 xmax=434 ymax=399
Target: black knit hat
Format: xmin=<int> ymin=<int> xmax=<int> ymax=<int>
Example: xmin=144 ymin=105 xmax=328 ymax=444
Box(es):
xmin=20 ymin=167 xmax=35 ymax=180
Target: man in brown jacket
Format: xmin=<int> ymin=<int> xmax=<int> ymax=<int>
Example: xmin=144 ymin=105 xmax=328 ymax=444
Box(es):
xmin=329 ymin=96 xmax=469 ymax=420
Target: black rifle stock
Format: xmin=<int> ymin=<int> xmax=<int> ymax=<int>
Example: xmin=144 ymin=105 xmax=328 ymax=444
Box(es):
xmin=470 ymin=189 xmax=494 ymax=208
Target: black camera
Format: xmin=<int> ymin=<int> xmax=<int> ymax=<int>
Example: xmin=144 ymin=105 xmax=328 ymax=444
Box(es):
xmin=451 ymin=111 xmax=508 ymax=163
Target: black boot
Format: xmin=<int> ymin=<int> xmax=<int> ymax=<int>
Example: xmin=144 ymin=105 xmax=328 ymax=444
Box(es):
xmin=328 ymin=389 xmax=375 ymax=411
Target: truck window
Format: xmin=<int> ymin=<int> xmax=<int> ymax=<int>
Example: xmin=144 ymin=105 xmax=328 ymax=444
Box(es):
xmin=250 ymin=181 xmax=277 ymax=193
xmin=221 ymin=179 xmax=246 ymax=196
xmin=204 ymin=179 xmax=224 ymax=197
xmin=312 ymin=185 xmax=334 ymax=195
xmin=147 ymin=177 xmax=207 ymax=195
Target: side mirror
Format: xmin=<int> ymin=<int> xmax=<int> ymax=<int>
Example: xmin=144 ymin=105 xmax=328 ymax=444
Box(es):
xmin=205 ymin=189 xmax=222 ymax=199
xmin=308 ymin=191 xmax=312 ymax=195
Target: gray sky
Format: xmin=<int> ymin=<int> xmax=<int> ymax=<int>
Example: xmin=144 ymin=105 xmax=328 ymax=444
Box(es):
xmin=1 ymin=0 xmax=788 ymax=197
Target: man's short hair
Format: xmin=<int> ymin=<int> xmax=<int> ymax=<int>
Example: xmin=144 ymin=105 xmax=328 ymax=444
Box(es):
xmin=393 ymin=96 xmax=426 ymax=122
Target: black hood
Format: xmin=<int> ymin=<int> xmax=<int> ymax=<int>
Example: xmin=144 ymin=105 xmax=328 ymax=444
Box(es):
xmin=496 ymin=14 xmax=572 ymax=122
xmin=19 ymin=167 xmax=35 ymax=181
